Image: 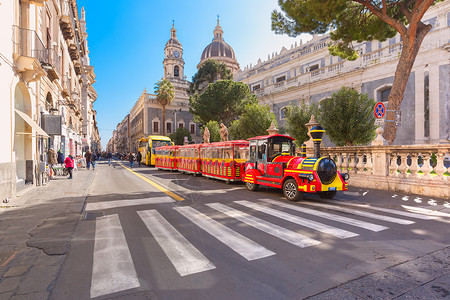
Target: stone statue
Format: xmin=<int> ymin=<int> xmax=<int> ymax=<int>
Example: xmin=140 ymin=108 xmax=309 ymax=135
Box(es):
xmin=219 ymin=123 xmax=229 ymax=141
xmin=203 ymin=127 xmax=210 ymax=143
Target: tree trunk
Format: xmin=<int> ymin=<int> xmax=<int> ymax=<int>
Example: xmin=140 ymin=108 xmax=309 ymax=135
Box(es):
xmin=383 ymin=23 xmax=431 ymax=145
xmin=162 ymin=106 xmax=166 ymax=136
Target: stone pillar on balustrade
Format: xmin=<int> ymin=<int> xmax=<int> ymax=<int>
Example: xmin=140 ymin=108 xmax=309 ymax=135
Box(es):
xmin=304 ymin=114 xmax=319 ymax=157
xmin=369 ymin=127 xmax=390 ymax=189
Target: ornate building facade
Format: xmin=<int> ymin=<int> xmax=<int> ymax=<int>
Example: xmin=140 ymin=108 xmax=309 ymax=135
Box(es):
xmin=0 ymin=0 xmax=99 ymax=200
xmin=234 ymin=1 xmax=449 ymax=146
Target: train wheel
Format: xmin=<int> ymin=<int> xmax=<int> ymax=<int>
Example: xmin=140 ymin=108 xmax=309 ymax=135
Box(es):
xmin=283 ymin=179 xmax=302 ymax=201
xmin=246 ymin=182 xmax=259 ymax=191
xmin=319 ymin=191 xmax=337 ymax=199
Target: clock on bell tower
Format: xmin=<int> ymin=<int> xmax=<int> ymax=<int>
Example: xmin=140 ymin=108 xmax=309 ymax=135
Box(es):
xmin=163 ymin=23 xmax=185 ymax=79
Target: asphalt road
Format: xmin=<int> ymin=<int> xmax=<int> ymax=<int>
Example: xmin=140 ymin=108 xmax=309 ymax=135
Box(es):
xmin=50 ymin=160 xmax=450 ymax=300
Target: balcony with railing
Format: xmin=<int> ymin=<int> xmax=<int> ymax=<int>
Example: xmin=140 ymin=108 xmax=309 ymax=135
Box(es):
xmin=12 ymin=26 xmax=48 ymax=83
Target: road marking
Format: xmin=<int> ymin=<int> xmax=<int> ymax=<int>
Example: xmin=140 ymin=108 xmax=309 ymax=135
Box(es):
xmin=174 ymin=206 xmax=275 ymax=261
xmin=137 ymin=210 xmax=215 ymax=276
xmin=258 ymin=199 xmax=388 ymax=232
xmin=86 ymin=197 xmax=175 ymax=211
xmin=301 ymin=201 xmax=415 ymax=225
xmin=401 ymin=205 xmax=450 ymax=218
xmin=321 ymin=200 xmax=436 ymax=220
xmin=116 ymin=161 xmax=184 ymax=201
xmin=235 ymin=201 xmax=358 ymax=239
xmin=206 ymin=203 xmax=321 ymax=248
xmin=90 ymin=214 xmax=139 ymax=298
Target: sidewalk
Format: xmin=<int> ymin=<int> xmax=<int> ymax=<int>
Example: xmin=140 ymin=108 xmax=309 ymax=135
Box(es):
xmin=0 ymin=167 xmax=95 ymax=300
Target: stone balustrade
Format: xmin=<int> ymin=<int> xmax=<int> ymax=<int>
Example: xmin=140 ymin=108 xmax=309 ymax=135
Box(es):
xmin=320 ymin=144 xmax=450 ymax=199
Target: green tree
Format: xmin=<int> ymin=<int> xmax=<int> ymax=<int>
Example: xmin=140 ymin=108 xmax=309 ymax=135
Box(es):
xmin=154 ymin=78 xmax=175 ymax=136
xmin=202 ymin=120 xmax=221 ymax=143
xmin=189 ymin=59 xmax=233 ymax=94
xmin=169 ymin=127 xmax=192 ymax=145
xmin=317 ymin=87 xmax=376 ymax=146
xmin=189 ymin=80 xmax=257 ymax=126
xmin=229 ymin=103 xmax=277 ymax=140
xmin=285 ymin=101 xmax=316 ymax=147
xmin=272 ymin=0 xmax=439 ymax=144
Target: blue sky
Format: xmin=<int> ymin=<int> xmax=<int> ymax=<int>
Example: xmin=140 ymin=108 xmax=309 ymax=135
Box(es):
xmin=77 ymin=0 xmax=311 ymax=148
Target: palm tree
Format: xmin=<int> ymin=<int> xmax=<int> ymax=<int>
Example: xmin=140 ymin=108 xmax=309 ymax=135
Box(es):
xmin=154 ymin=78 xmax=175 ymax=136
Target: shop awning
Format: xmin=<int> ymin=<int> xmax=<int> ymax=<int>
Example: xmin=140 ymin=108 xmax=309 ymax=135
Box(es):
xmin=15 ymin=109 xmax=49 ymax=137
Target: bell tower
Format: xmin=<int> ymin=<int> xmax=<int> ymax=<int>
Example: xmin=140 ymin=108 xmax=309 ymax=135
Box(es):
xmin=163 ymin=22 xmax=184 ymax=80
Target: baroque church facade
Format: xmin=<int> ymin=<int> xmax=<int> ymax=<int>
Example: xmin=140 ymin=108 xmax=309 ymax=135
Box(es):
xmin=119 ymin=20 xmax=240 ymax=152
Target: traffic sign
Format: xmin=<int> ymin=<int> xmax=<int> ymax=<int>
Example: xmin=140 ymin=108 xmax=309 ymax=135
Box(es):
xmin=374 ymin=102 xmax=385 ymax=118
xmin=374 ymin=119 xmax=385 ymax=126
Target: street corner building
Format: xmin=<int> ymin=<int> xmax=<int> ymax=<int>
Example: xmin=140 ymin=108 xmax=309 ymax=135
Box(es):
xmin=0 ymin=0 xmax=100 ymax=201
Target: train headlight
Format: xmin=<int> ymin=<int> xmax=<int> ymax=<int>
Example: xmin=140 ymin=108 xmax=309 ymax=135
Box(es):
xmin=342 ymin=173 xmax=350 ymax=181
xmin=308 ymin=174 xmax=314 ymax=181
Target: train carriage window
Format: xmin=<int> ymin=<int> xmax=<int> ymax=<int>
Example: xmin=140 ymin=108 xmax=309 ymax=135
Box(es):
xmin=249 ymin=144 xmax=257 ymax=161
xmin=258 ymin=141 xmax=267 ymax=161
xmin=219 ymin=148 xmax=224 ymax=159
xmin=212 ymin=149 xmax=218 ymax=159
xmin=224 ymin=147 xmax=232 ymax=159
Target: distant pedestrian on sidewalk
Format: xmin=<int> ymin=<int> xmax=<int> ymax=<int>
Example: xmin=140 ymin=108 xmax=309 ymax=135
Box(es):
xmin=107 ymin=152 xmax=112 ymax=166
xmin=65 ymin=154 xmax=74 ymax=179
xmin=47 ymin=148 xmax=57 ymax=179
xmin=57 ymin=149 xmax=64 ymax=164
xmin=85 ymin=150 xmax=92 ymax=170
xmin=136 ymin=151 xmax=142 ymax=167
xmin=91 ymin=152 xmax=97 ymax=170
xmin=129 ymin=152 xmax=135 ymax=168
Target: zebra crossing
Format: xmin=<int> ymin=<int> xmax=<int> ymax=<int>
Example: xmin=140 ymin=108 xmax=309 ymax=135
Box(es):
xmin=87 ymin=198 xmax=446 ymax=298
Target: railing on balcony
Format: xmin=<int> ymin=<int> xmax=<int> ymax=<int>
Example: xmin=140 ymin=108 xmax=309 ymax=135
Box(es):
xmin=321 ymin=144 xmax=450 ymax=198
xmin=13 ymin=25 xmax=48 ymax=63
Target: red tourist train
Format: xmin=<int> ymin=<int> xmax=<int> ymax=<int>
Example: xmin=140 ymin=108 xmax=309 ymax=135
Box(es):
xmin=155 ymin=125 xmax=349 ymax=201
xmin=156 ymin=140 xmax=249 ymax=182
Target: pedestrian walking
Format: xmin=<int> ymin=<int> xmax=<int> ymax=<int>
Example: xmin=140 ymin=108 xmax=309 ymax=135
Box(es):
xmin=64 ymin=154 xmax=74 ymax=179
xmin=47 ymin=148 xmax=57 ymax=179
xmin=57 ymin=149 xmax=64 ymax=164
xmin=91 ymin=152 xmax=97 ymax=170
xmin=85 ymin=150 xmax=92 ymax=170
xmin=129 ymin=152 xmax=135 ymax=168
xmin=106 ymin=152 xmax=112 ymax=166
xmin=136 ymin=151 xmax=142 ymax=166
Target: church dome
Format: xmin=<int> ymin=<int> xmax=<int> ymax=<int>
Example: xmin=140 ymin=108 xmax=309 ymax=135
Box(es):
xmin=198 ymin=19 xmax=239 ymax=74
xmin=201 ymin=40 xmax=236 ymax=61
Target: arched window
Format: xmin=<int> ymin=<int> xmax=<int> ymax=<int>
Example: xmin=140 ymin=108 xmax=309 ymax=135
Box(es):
xmin=174 ymin=66 xmax=179 ymax=77
xmin=375 ymin=85 xmax=392 ymax=104
xmin=280 ymin=107 xmax=288 ymax=119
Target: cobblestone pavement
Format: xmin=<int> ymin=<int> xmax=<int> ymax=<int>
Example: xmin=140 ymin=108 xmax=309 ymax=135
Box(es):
xmin=0 ymin=167 xmax=94 ymax=300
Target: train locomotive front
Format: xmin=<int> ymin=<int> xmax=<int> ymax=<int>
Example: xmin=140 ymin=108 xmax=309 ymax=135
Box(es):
xmin=243 ymin=126 xmax=349 ymax=201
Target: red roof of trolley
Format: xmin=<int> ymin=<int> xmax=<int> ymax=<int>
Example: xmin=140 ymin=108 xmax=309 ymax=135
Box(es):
xmin=247 ymin=134 xmax=295 ymax=141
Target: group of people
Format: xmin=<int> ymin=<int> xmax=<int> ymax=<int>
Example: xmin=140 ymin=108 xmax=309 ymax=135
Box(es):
xmin=127 ymin=152 xmax=142 ymax=168
xmin=47 ymin=148 xmax=143 ymax=180
xmin=47 ymin=148 xmax=75 ymax=179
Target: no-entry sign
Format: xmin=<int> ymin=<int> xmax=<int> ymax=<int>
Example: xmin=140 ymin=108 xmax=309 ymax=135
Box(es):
xmin=374 ymin=102 xmax=385 ymax=118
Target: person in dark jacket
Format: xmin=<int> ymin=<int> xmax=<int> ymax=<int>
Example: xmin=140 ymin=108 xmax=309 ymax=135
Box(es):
xmin=129 ymin=153 xmax=135 ymax=168
xmin=136 ymin=151 xmax=142 ymax=166
xmin=57 ymin=149 xmax=64 ymax=164
xmin=85 ymin=150 xmax=92 ymax=170
xmin=91 ymin=152 xmax=97 ymax=170
xmin=106 ymin=152 xmax=112 ymax=166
